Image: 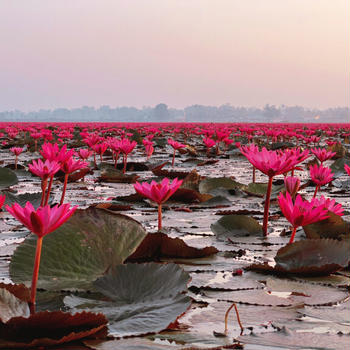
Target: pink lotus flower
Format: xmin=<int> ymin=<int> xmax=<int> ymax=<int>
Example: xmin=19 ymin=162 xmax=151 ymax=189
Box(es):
xmin=168 ymin=139 xmax=186 ymax=166
xmin=311 ymin=148 xmax=336 ymax=163
xmin=28 ymin=159 xmax=61 ymax=180
xmin=309 ymin=164 xmax=334 ymax=197
xmin=240 ymin=145 xmax=308 ymax=236
xmin=60 ymin=158 xmax=88 ymax=205
xmin=0 ymin=195 xmax=5 ymax=210
xmin=278 ymin=193 xmax=329 ymax=243
xmin=5 ymin=202 xmax=77 ymax=312
xmin=311 ymin=196 xmax=344 ymax=216
xmin=284 ymin=176 xmax=300 ymax=198
xmin=6 ymin=202 xmax=77 ymax=238
xmin=40 ymin=143 xmax=75 ymax=163
xmin=119 ymin=139 xmax=137 ymax=173
xmin=10 ymin=147 xmax=24 ymax=169
xmin=10 ymin=147 xmax=23 ymax=156
xmin=345 ymin=164 xmax=350 ymax=176
xmin=134 ymin=178 xmax=183 ymax=230
xmin=78 ymin=148 xmax=93 ymax=160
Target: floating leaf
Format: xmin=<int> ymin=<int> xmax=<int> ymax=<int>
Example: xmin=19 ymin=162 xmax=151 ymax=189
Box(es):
xmin=330 ymin=157 xmax=350 ymax=178
xmin=248 ymin=239 xmax=350 ymax=276
xmin=126 ymin=232 xmax=218 ymax=262
xmin=2 ymin=191 xmax=44 ymax=209
xmin=0 ymin=168 xmax=18 ymax=189
xmin=244 ymin=182 xmax=284 ymax=198
xmin=170 ymin=188 xmax=211 ymax=203
xmin=211 ymin=215 xmax=263 ymax=240
xmin=10 ymin=208 xmax=147 ymax=290
xmin=99 ymin=167 xmax=139 ymax=183
xmin=303 ymin=212 xmax=350 ymax=240
xmin=199 ymin=177 xmax=245 ymax=194
xmin=0 ymin=288 xmax=29 ymax=322
xmin=64 ymin=263 xmax=191 ymax=337
xmin=238 ymin=327 xmax=350 ymax=350
xmin=0 ymin=311 xmax=107 ymax=348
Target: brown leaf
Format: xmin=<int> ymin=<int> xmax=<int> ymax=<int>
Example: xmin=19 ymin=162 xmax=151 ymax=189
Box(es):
xmin=0 ymin=283 xmax=30 ymax=303
xmin=303 ymin=211 xmax=350 ymax=239
xmin=126 ymin=232 xmax=218 ymax=262
xmin=0 ymin=311 xmax=107 ymax=348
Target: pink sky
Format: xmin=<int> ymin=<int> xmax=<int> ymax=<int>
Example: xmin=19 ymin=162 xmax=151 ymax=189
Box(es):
xmin=0 ymin=0 xmax=348 ymax=111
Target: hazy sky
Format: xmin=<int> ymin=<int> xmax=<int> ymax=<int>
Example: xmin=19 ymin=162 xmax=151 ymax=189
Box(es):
xmin=0 ymin=0 xmax=348 ymax=111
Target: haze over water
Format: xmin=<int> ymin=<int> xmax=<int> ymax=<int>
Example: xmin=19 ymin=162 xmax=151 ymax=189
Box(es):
xmin=0 ymin=1 xmax=348 ymax=112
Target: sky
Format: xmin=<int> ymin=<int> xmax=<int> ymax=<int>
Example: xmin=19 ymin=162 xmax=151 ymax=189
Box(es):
xmin=0 ymin=0 xmax=348 ymax=112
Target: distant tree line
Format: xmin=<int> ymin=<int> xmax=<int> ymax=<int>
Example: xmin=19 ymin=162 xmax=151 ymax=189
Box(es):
xmin=0 ymin=104 xmax=348 ymax=123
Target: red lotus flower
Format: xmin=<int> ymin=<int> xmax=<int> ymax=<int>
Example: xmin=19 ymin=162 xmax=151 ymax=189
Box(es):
xmin=240 ymin=145 xmax=308 ymax=236
xmin=134 ymin=178 xmax=183 ymax=230
xmin=0 ymin=195 xmax=5 ymax=210
xmin=284 ymin=176 xmax=300 ymax=198
xmin=6 ymin=202 xmax=77 ymax=238
xmin=278 ymin=192 xmax=329 ymax=243
xmin=78 ymin=148 xmax=93 ymax=160
xmin=311 ymin=148 xmax=336 ymax=163
xmin=311 ymin=196 xmax=343 ymax=216
xmin=29 ymin=159 xmax=61 ymax=180
xmin=168 ymin=139 xmax=186 ymax=166
xmin=309 ymin=164 xmax=334 ymax=197
xmin=10 ymin=147 xmax=23 ymax=156
xmin=40 ymin=143 xmax=75 ymax=163
xmin=345 ymin=164 xmax=350 ymax=176
xmin=119 ymin=139 xmax=137 ymax=173
xmin=5 ymin=202 xmax=77 ymax=312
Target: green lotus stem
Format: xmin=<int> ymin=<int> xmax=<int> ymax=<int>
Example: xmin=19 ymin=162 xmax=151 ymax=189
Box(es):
xmin=158 ymin=204 xmax=162 ymax=231
xmin=60 ymin=174 xmax=69 ymax=205
xmin=262 ymin=176 xmax=274 ymax=236
xmin=30 ymin=236 xmax=43 ymax=314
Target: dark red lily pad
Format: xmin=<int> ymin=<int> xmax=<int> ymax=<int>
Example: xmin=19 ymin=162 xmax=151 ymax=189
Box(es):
xmin=303 ymin=212 xmax=350 ymax=240
xmin=99 ymin=167 xmax=139 ymax=183
xmin=126 ymin=232 xmax=218 ymax=262
xmin=0 ymin=311 xmax=107 ymax=348
xmin=248 ymin=239 xmax=350 ymax=276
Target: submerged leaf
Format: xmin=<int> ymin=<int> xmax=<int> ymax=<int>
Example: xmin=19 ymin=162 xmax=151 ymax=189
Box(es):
xmin=64 ymin=263 xmax=191 ymax=337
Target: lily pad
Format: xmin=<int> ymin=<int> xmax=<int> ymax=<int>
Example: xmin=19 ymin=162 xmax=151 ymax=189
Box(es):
xmin=10 ymin=208 xmax=147 ymax=290
xmin=126 ymin=232 xmax=218 ymax=262
xmin=244 ymin=182 xmax=285 ymax=198
xmin=248 ymin=239 xmax=350 ymax=276
xmin=330 ymin=157 xmax=350 ymax=178
xmin=0 ymin=311 xmax=107 ymax=348
xmin=211 ymin=215 xmax=263 ymax=240
xmin=64 ymin=263 xmax=191 ymax=337
xmin=199 ymin=177 xmax=245 ymax=195
xmin=2 ymin=191 xmax=44 ymax=209
xmin=303 ymin=212 xmax=350 ymax=240
xmin=99 ymin=167 xmax=139 ymax=183
xmin=0 ymin=288 xmax=29 ymax=322
xmin=0 ymin=168 xmax=18 ymax=189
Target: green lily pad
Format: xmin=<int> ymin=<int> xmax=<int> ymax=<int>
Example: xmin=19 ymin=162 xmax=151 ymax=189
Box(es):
xmin=64 ymin=263 xmax=191 ymax=337
xmin=10 ymin=208 xmax=147 ymax=290
xmin=0 ymin=168 xmax=18 ymax=189
xmin=199 ymin=177 xmax=246 ymax=195
xmin=2 ymin=192 xmax=44 ymax=209
xmin=244 ymin=182 xmax=285 ymax=198
xmin=330 ymin=157 xmax=350 ymax=178
xmin=211 ymin=215 xmax=263 ymax=240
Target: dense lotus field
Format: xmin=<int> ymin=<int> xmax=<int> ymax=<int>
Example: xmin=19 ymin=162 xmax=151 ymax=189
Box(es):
xmin=0 ymin=121 xmax=349 ymax=350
